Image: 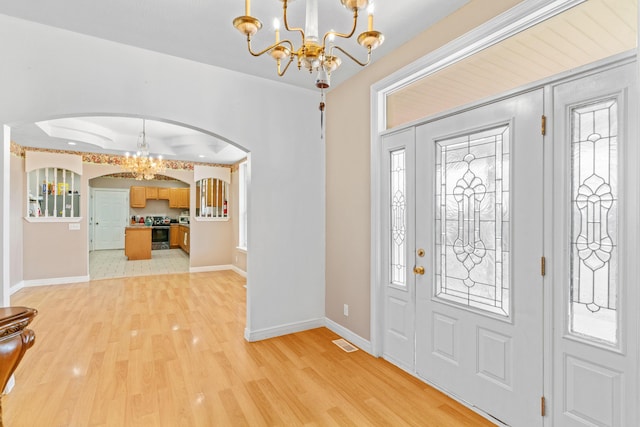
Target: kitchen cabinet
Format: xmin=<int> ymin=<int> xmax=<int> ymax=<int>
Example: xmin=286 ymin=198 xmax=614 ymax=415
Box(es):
xmin=145 ymin=186 xmax=158 ymax=200
xmin=178 ymin=188 xmax=189 ymax=209
xmin=132 ymin=185 xmax=188 ymax=208
xmin=169 ymin=188 xmax=178 ymax=208
xmin=178 ymin=225 xmax=190 ymax=254
xmin=158 ymin=187 xmax=170 ymax=200
xmin=124 ymin=226 xmax=151 ymax=260
xmin=169 ymin=188 xmax=189 ymax=209
xmin=170 ymin=224 xmax=180 ymax=248
xmin=130 ymin=186 xmax=146 ymax=208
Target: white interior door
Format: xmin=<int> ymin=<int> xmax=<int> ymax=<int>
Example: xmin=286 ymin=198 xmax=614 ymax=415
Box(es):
xmin=93 ymin=189 xmax=129 ymax=250
xmin=381 ymin=128 xmax=416 ymax=371
xmin=414 ymin=90 xmax=545 ymax=426
xmin=550 ymin=61 xmax=638 ymax=427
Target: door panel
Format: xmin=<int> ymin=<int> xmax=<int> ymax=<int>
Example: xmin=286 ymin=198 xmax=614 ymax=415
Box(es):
xmin=381 ymin=128 xmax=416 ymax=371
xmin=415 ymin=90 xmax=544 ymax=426
xmin=94 ymin=189 xmax=129 ymax=250
xmin=551 ymin=62 xmax=638 ymax=427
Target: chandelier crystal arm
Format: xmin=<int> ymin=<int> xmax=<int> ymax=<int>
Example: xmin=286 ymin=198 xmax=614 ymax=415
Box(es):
xmin=246 ymin=36 xmax=294 ymax=58
xmin=330 ymin=45 xmax=372 ymax=67
xmin=322 ymin=9 xmax=359 ymax=48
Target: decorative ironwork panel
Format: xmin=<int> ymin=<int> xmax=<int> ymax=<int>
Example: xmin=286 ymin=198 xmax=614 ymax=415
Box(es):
xmin=390 ymin=149 xmax=407 ymax=286
xmin=570 ymin=99 xmax=618 ymax=345
xmin=435 ymin=125 xmax=510 ymax=316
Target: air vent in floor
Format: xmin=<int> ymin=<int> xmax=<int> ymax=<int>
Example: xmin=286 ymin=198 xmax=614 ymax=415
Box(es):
xmin=332 ymin=338 xmax=358 ymax=353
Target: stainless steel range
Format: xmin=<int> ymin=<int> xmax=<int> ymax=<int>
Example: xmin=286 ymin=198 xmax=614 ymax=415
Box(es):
xmin=150 ymin=216 xmax=170 ymax=250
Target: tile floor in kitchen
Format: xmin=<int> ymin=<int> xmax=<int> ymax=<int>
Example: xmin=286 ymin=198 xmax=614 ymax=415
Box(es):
xmin=89 ymin=249 xmax=189 ymax=280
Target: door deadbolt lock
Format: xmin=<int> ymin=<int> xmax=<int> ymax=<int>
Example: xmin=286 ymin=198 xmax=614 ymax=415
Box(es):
xmin=413 ymin=266 xmax=425 ymax=275
xmin=417 ymin=248 xmax=425 ymax=257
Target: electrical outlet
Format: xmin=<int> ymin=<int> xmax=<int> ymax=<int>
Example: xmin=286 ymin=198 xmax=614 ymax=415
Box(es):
xmin=343 ymin=304 xmax=349 ymax=316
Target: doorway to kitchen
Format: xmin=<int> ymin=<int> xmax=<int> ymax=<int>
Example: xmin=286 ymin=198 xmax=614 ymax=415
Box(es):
xmin=88 ymin=175 xmax=192 ymax=280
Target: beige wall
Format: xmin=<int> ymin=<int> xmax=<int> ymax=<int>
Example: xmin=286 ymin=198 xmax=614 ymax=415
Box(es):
xmin=325 ymin=0 xmax=523 ymax=340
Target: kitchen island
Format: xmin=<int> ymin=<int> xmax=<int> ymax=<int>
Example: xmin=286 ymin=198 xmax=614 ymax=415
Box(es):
xmin=124 ymin=226 xmax=152 ymax=260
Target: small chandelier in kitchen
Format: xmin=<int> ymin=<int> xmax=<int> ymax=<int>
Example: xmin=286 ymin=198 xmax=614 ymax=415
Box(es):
xmin=232 ymin=0 xmax=384 ymax=91
xmin=121 ymin=119 xmax=166 ymax=180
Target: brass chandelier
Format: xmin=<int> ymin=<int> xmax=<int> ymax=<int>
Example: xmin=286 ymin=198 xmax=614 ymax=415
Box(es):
xmin=232 ymin=0 xmax=385 ymax=91
xmin=121 ymin=119 xmax=166 ymax=180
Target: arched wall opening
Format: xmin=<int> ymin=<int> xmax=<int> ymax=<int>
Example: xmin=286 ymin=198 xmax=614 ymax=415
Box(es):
xmin=1 ymin=15 xmax=326 ymax=340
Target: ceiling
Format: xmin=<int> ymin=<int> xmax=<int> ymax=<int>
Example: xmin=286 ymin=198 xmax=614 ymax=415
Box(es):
xmin=24 ymin=116 xmax=248 ymax=165
xmin=0 ymin=0 xmax=470 ymax=163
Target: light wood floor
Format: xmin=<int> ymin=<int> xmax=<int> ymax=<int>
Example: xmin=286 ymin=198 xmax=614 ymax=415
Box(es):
xmin=4 ymin=271 xmax=494 ymax=426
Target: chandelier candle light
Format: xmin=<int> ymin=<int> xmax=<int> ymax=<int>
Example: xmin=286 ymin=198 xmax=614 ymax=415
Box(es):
xmin=121 ymin=119 xmax=166 ymax=180
xmin=232 ymin=0 xmax=384 ymax=92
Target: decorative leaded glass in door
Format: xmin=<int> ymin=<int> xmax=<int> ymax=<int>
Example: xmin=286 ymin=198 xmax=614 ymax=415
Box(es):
xmin=390 ymin=149 xmax=407 ymax=286
xmin=435 ymin=125 xmax=510 ymax=316
xmin=570 ymin=99 xmax=618 ymax=345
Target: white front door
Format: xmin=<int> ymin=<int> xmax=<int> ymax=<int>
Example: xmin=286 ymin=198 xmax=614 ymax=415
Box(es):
xmin=414 ymin=90 xmax=545 ymax=426
xmin=550 ymin=62 xmax=638 ymax=426
xmin=93 ymin=189 xmax=129 ymax=250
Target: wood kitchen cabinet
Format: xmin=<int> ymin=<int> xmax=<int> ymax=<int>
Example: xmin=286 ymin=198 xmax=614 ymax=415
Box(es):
xmin=130 ymin=186 xmax=146 ymax=208
xmin=145 ymin=186 xmax=158 ymax=200
xmin=178 ymin=225 xmax=190 ymax=254
xmin=178 ymin=188 xmax=189 ymax=209
xmin=169 ymin=188 xmax=189 ymax=209
xmin=124 ymin=226 xmax=151 ymax=260
xmin=170 ymin=224 xmax=180 ymax=248
xmin=169 ymin=188 xmax=179 ymax=208
xmin=132 ymin=185 xmax=187 ymax=208
xmin=158 ymin=187 xmax=170 ymax=200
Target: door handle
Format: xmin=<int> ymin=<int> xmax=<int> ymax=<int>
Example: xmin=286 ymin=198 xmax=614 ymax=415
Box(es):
xmin=413 ymin=266 xmax=425 ymax=275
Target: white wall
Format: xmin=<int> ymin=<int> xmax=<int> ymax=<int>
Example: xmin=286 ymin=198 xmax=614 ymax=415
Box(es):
xmin=0 ymin=15 xmax=325 ymax=339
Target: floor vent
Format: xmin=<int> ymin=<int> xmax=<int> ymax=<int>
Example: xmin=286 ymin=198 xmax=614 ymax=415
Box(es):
xmin=332 ymin=338 xmax=358 ymax=353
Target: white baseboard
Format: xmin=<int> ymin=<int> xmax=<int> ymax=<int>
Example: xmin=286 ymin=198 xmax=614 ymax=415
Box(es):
xmin=189 ymin=264 xmax=247 ymax=277
xmin=9 ymin=281 xmax=25 ymax=296
xmin=243 ymin=318 xmax=374 ymax=353
xmin=189 ymin=264 xmax=234 ymax=273
xmin=229 ymin=265 xmax=247 ymax=277
xmin=324 ymin=318 xmax=373 ymax=355
xmin=19 ymin=275 xmax=90 ymax=289
xmin=244 ymin=317 xmax=325 ymax=342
